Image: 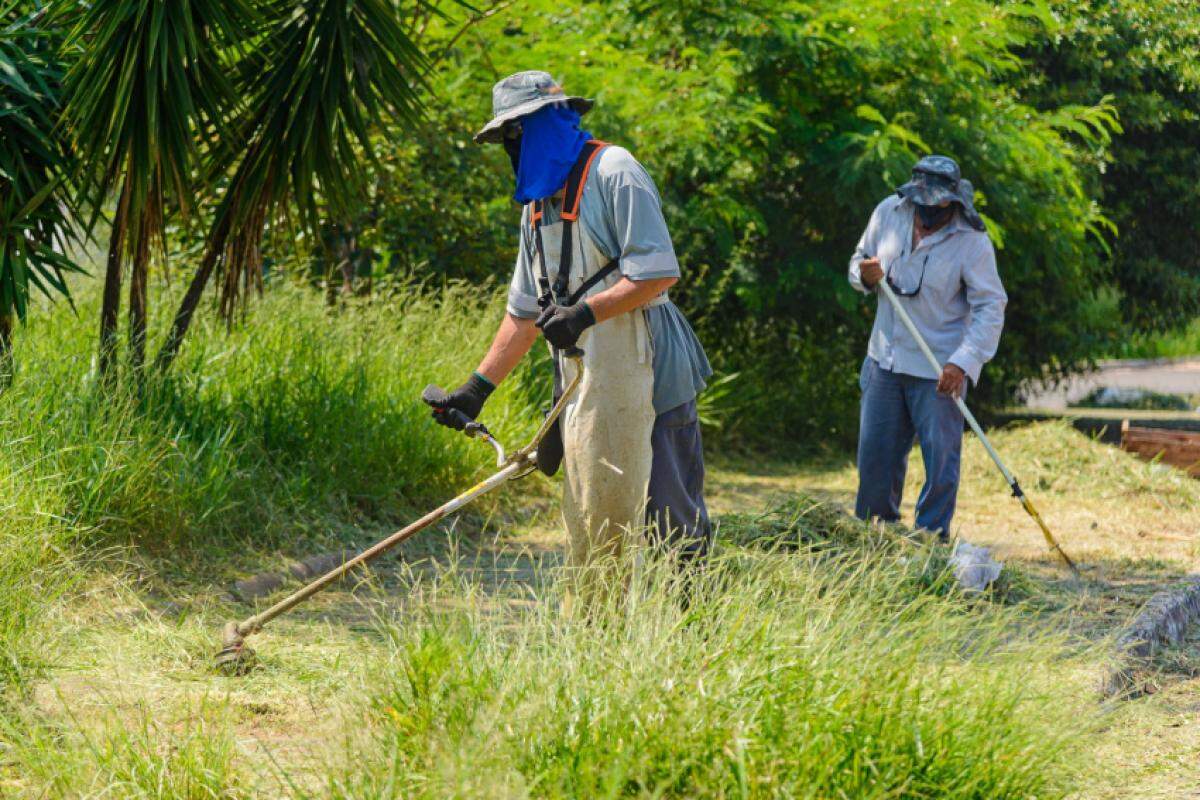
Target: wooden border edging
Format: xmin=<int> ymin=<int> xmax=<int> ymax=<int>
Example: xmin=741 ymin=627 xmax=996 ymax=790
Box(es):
xmin=1120 ymin=420 xmax=1200 ymax=476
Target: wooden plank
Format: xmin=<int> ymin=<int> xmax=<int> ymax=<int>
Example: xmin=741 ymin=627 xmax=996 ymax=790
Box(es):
xmin=1121 ymin=420 xmax=1200 ymax=476
xmin=1123 ymin=430 xmax=1200 ymax=446
xmin=1123 ymin=434 xmax=1200 ymax=448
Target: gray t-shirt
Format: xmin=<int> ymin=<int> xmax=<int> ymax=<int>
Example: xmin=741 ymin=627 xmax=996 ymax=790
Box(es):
xmin=506 ymin=146 xmax=711 ymax=414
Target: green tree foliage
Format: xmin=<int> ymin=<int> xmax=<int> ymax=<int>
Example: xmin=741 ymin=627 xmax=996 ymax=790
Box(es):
xmin=1019 ymin=0 xmax=1200 ymax=332
xmin=0 ymin=3 xmax=83 ymax=380
xmin=361 ymin=0 xmax=1122 ymax=447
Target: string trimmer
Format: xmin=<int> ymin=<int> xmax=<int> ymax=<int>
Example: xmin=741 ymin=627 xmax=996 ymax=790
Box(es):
xmin=869 ymin=255 xmax=1079 ymax=575
xmin=214 ymin=348 xmax=585 ymax=675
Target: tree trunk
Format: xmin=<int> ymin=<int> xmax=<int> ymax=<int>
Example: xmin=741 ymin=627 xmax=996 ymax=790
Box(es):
xmin=325 ymin=259 xmax=340 ymax=307
xmin=128 ymin=208 xmax=152 ymax=378
xmin=340 ymin=257 xmax=355 ymax=296
xmin=0 ymin=312 xmax=13 ymax=389
xmin=99 ymin=183 xmax=132 ymax=382
xmin=154 ymin=214 xmax=229 ymax=373
xmin=155 ymin=138 xmax=268 ymax=372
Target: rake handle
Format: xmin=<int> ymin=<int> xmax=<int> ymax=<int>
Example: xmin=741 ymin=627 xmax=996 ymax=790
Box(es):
xmin=872 ymin=270 xmax=1078 ymax=574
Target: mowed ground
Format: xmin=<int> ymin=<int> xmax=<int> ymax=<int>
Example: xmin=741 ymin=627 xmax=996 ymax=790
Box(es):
xmin=709 ymin=421 xmax=1200 ymax=799
xmin=8 ymin=421 xmax=1200 ymax=798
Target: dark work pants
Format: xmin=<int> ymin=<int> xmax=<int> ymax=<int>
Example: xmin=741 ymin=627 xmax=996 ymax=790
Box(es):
xmin=854 ymin=357 xmax=965 ymax=539
xmin=646 ymin=399 xmax=711 ymax=564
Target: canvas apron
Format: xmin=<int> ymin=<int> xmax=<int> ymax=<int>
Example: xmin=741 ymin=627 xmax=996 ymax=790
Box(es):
xmin=533 ymin=208 xmax=658 ymax=608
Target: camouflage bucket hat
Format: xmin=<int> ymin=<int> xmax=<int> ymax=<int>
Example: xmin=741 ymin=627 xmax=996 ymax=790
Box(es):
xmin=474 ymin=70 xmax=594 ymax=144
xmin=896 ymin=155 xmax=986 ymax=231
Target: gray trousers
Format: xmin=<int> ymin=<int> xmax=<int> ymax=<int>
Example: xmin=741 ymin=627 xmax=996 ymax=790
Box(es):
xmin=646 ymin=399 xmax=711 ymax=563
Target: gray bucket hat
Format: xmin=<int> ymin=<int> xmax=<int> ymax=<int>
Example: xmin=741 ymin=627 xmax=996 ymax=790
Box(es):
xmin=896 ymin=155 xmax=986 ymax=231
xmin=473 ymin=70 xmax=594 ymax=144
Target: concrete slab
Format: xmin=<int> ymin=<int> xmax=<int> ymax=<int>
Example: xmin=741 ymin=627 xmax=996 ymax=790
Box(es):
xmin=1022 ymin=357 xmax=1200 ymax=410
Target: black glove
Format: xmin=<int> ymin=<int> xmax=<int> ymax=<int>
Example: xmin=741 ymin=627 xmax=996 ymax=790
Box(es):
xmin=535 ymin=302 xmax=596 ymax=350
xmin=427 ymin=372 xmax=494 ymax=429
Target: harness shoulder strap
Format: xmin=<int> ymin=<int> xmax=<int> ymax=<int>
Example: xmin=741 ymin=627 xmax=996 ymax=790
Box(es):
xmin=528 ymin=140 xmax=613 ymax=307
xmin=530 ymin=200 xmax=550 ymax=308
xmin=554 ymin=140 xmax=609 ymax=302
xmin=561 ymin=140 xmax=608 ymax=222
xmin=567 ymin=260 xmax=619 ymax=306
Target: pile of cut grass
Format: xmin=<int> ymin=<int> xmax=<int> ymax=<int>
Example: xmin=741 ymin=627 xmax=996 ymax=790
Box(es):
xmin=962 ymin=420 xmax=1200 ymax=506
xmin=717 ymin=492 xmax=1037 ymax=602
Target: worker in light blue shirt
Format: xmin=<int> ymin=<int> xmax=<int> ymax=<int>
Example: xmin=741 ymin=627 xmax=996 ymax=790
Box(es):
xmin=426 ymin=71 xmax=713 ymax=606
xmin=848 ymin=155 xmax=1007 ymax=538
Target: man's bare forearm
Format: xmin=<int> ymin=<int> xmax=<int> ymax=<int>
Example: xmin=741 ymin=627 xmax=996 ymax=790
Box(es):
xmin=476 ymin=313 xmax=539 ymax=386
xmin=586 ymin=276 xmax=677 ymax=324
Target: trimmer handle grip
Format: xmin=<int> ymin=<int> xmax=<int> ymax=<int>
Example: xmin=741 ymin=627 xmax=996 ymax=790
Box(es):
xmin=421 ymin=384 xmax=480 ymax=434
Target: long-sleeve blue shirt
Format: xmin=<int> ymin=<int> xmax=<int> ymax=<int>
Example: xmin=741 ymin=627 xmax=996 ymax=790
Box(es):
xmin=848 ymin=194 xmax=1007 ymax=384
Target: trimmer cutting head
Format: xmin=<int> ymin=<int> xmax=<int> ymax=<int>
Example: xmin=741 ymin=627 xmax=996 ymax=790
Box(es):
xmin=213 ymin=621 xmax=256 ymax=676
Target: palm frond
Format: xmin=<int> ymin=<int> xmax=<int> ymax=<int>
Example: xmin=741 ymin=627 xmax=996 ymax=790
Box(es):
xmin=57 ymin=0 xmax=255 ymax=372
xmin=59 ymin=0 xmax=253 ymax=228
xmin=0 ymin=3 xmax=84 ymax=325
xmin=211 ymin=0 xmax=429 ymax=316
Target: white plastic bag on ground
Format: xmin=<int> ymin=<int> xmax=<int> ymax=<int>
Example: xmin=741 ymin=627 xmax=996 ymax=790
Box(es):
xmin=950 ymin=540 xmax=1003 ymax=592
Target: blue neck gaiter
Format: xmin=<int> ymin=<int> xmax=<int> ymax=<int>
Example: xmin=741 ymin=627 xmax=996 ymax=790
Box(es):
xmin=513 ymin=104 xmax=592 ymax=205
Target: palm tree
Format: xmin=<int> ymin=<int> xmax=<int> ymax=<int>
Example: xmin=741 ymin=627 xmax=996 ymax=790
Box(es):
xmin=58 ymin=0 xmax=250 ymax=380
xmin=155 ymin=0 xmax=428 ymax=371
xmin=0 ymin=3 xmax=83 ymax=383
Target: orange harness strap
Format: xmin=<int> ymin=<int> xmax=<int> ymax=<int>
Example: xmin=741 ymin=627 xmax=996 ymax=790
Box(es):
xmin=561 ymin=139 xmax=608 ymax=221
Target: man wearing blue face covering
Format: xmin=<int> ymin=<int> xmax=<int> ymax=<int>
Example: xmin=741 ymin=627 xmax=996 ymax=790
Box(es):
xmin=426 ymin=71 xmax=713 ymax=607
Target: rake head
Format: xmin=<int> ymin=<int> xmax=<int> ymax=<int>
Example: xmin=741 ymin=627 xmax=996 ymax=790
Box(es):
xmin=213 ymin=621 xmax=256 ymax=676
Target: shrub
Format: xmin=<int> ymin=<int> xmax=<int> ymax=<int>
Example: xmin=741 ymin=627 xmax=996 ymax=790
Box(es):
xmin=358 ymin=0 xmax=1124 ymax=450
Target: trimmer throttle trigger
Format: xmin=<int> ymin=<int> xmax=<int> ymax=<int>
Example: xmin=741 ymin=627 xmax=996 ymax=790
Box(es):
xmin=421 ymin=384 xmax=473 ymax=432
xmin=464 ymin=420 xmax=492 ymax=438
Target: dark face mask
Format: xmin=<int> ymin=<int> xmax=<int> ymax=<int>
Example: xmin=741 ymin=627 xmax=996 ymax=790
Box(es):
xmin=916 ymin=203 xmax=954 ymax=228
xmin=503 ymin=134 xmax=522 ymax=177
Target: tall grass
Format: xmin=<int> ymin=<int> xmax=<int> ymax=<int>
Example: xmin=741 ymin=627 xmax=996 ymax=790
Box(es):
xmin=6 ymin=701 xmax=251 ymax=798
xmin=0 ymin=277 xmax=542 ymax=692
xmin=1 ymin=280 xmax=543 ymax=562
xmin=326 ymin=549 xmax=1099 ymax=799
xmin=0 ymin=512 xmax=74 ymax=695
xmin=0 ymin=280 xmax=1107 ymax=797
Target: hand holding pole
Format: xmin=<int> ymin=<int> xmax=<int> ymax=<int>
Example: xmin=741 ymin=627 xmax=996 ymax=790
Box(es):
xmin=869 ymin=258 xmax=1079 ymax=574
